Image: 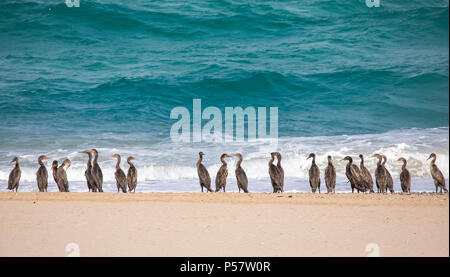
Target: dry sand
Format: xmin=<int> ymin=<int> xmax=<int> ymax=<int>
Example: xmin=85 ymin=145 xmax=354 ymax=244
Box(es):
xmin=0 ymin=192 xmax=448 ymax=257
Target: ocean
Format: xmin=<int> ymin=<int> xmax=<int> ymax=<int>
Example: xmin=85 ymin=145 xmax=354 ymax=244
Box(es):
xmin=0 ymin=0 xmax=448 ymax=192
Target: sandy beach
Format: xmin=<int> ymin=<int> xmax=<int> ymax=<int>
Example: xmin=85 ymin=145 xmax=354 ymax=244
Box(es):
xmin=0 ymin=192 xmax=448 ymax=257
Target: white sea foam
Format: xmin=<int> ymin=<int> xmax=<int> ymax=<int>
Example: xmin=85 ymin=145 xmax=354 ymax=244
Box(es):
xmin=0 ymin=127 xmax=448 ymax=192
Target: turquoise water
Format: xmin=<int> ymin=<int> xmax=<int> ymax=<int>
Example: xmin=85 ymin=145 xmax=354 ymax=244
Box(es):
xmin=0 ymin=0 xmax=448 ymax=192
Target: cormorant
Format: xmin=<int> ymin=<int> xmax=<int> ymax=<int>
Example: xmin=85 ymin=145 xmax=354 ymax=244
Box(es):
xmin=112 ymin=154 xmax=127 ymax=193
xmin=359 ymin=154 xmax=374 ymax=193
xmin=80 ymin=150 xmax=96 ymax=192
xmin=51 ymin=160 xmax=58 ymax=186
xmin=382 ymin=155 xmax=394 ymax=193
xmin=196 ymin=152 xmax=212 ymax=192
xmin=307 ymin=153 xmax=320 ymax=193
xmin=7 ymin=157 xmax=21 ymax=192
xmin=268 ymin=152 xmax=282 ymax=193
xmin=56 ymin=159 xmax=71 ymax=192
xmin=36 ymin=155 xmax=50 ymax=192
xmin=397 ymin=157 xmax=411 ymax=193
xmin=372 ymin=154 xmax=386 ymax=193
xmin=233 ymin=153 xmax=249 ymax=193
xmin=325 ymin=155 xmax=336 ymax=193
xmin=127 ymin=156 xmax=138 ymax=193
xmin=343 ymin=156 xmax=364 ymax=193
xmin=275 ymin=152 xmax=284 ymax=192
xmin=215 ymin=154 xmax=231 ymax=192
xmin=427 ymin=153 xmax=448 ymax=194
xmin=89 ymin=149 xmax=103 ymax=192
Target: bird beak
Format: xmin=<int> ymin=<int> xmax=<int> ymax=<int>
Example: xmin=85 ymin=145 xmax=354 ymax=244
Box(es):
xmin=43 ymin=156 xmax=50 ymax=160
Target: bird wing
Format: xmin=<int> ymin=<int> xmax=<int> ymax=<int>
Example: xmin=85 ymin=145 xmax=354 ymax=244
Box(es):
xmin=215 ymin=166 xmax=228 ymax=187
xmin=127 ymin=167 xmax=138 ymax=188
xmin=198 ymin=164 xmax=211 ymax=186
xmin=8 ymin=167 xmax=20 ymax=189
xmin=235 ymin=167 xmax=248 ymax=191
xmin=269 ymin=165 xmax=281 ymax=188
xmin=115 ymin=169 xmax=127 ymax=191
xmin=431 ymin=165 xmax=445 ymax=186
xmin=325 ymin=165 xmax=336 ymax=187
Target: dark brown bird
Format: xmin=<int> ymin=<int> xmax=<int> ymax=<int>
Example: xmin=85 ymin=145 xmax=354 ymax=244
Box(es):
xmin=36 ymin=155 xmax=50 ymax=192
xmin=427 ymin=153 xmax=447 ymax=194
xmin=127 ymin=157 xmax=138 ymax=193
xmin=372 ymin=154 xmax=387 ymax=193
xmin=275 ymin=152 xmax=284 ymax=192
xmin=382 ymin=155 xmax=394 ymax=193
xmin=51 ymin=160 xmax=58 ymax=186
xmin=196 ymin=152 xmax=212 ymax=192
xmin=233 ymin=153 xmax=249 ymax=193
xmin=268 ymin=152 xmax=283 ymax=193
xmin=307 ymin=153 xmax=320 ymax=193
xmin=325 ymin=155 xmax=336 ymax=193
xmin=359 ymin=154 xmax=374 ymax=193
xmin=343 ymin=156 xmax=364 ymax=193
xmin=112 ymin=154 xmax=127 ymax=193
xmin=215 ymin=154 xmax=231 ymax=192
xmin=397 ymin=157 xmax=411 ymax=193
xmin=89 ymin=149 xmax=103 ymax=192
xmin=80 ymin=150 xmax=96 ymax=192
xmin=56 ymin=159 xmax=71 ymax=192
xmin=7 ymin=157 xmax=21 ymax=192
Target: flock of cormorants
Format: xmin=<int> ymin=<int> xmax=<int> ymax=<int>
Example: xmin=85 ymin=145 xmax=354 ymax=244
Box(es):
xmin=6 ymin=149 xmax=448 ymax=194
xmin=197 ymin=152 xmax=447 ymax=194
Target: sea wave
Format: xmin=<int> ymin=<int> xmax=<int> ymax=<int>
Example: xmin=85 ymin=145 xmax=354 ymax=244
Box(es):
xmin=0 ymin=128 xmax=447 ymax=186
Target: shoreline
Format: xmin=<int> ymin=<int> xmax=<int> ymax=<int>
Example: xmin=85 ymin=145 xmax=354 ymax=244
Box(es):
xmin=0 ymin=192 xmax=448 ymax=257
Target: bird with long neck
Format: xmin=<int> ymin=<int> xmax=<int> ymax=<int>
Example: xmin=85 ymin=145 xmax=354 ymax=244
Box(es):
xmin=215 ymin=154 xmax=231 ymax=192
xmin=196 ymin=152 xmax=212 ymax=192
xmin=275 ymin=152 xmax=284 ymax=192
xmin=382 ymin=155 xmax=394 ymax=193
xmin=233 ymin=153 xmax=248 ymax=193
xmin=307 ymin=153 xmax=320 ymax=193
xmin=359 ymin=154 xmax=374 ymax=193
xmin=80 ymin=150 xmax=96 ymax=192
xmin=268 ymin=152 xmax=282 ymax=193
xmin=36 ymin=155 xmax=50 ymax=192
xmin=8 ymin=157 xmax=21 ymax=192
xmin=397 ymin=157 xmax=411 ymax=193
xmin=56 ymin=159 xmax=71 ymax=192
xmin=325 ymin=155 xmax=336 ymax=193
xmin=89 ymin=149 xmax=103 ymax=192
xmin=427 ymin=153 xmax=447 ymax=194
xmin=112 ymin=154 xmax=127 ymax=193
xmin=127 ymin=156 xmax=138 ymax=193
xmin=343 ymin=156 xmax=363 ymax=193
xmin=371 ymin=154 xmax=386 ymax=193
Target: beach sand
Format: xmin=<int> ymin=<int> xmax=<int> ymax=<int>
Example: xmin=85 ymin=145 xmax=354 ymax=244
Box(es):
xmin=0 ymin=192 xmax=448 ymax=257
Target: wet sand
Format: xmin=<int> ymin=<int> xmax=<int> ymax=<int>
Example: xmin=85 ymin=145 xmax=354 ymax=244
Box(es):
xmin=0 ymin=192 xmax=448 ymax=257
